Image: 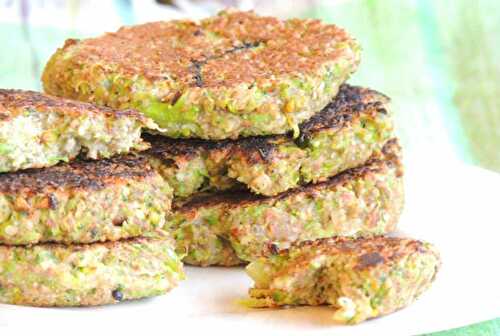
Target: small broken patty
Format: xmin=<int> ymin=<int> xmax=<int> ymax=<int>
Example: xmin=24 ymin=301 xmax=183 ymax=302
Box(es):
xmin=169 ymin=139 xmax=404 ymax=266
xmin=144 ymin=84 xmax=394 ymax=197
xmin=0 ymin=156 xmax=172 ymax=245
xmin=0 ymin=236 xmax=184 ymax=307
xmin=245 ymin=236 xmax=441 ymax=324
xmin=42 ymin=10 xmax=360 ymax=139
xmin=0 ymin=89 xmax=155 ymax=173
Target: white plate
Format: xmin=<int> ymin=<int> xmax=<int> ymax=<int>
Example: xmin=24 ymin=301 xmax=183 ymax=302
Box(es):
xmin=1 ymin=158 xmax=499 ymax=336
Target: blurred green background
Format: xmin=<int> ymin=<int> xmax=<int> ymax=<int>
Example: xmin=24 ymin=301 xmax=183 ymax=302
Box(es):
xmin=0 ymin=0 xmax=499 ymax=334
xmin=1 ymin=0 xmax=499 ymax=172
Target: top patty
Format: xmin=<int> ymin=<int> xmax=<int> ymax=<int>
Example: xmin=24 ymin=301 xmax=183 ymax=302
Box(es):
xmin=42 ymin=10 xmax=360 ymax=139
xmin=0 ymin=89 xmax=156 ymax=173
xmin=143 ymin=84 xmax=394 ymax=197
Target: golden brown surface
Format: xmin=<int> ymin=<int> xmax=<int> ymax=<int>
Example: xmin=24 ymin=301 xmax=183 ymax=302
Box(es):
xmin=275 ymin=236 xmax=440 ymax=271
xmin=67 ymin=10 xmax=356 ymax=89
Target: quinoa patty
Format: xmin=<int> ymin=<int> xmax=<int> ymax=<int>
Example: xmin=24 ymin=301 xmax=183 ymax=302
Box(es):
xmin=245 ymin=236 xmax=440 ymax=324
xmin=170 ymin=139 xmax=404 ymax=266
xmin=42 ymin=10 xmax=360 ymax=140
xmin=145 ymin=84 xmax=393 ymax=197
xmin=0 ymin=236 xmax=184 ymax=307
xmin=0 ymin=156 xmax=172 ymax=245
xmin=0 ymin=89 xmax=156 ymax=173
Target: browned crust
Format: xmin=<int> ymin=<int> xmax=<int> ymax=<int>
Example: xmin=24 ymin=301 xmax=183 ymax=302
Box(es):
xmin=274 ymin=235 xmax=439 ymax=272
xmin=144 ymin=84 xmax=388 ymax=163
xmin=63 ymin=10 xmax=356 ymax=89
xmin=173 ymin=138 xmax=401 ymax=212
xmin=0 ymin=89 xmax=146 ymax=121
xmin=295 ymin=84 xmax=389 ymax=145
xmin=144 ymin=135 xmax=233 ymax=163
xmin=0 ymin=155 xmax=155 ymax=195
xmin=0 ymin=235 xmax=166 ymax=252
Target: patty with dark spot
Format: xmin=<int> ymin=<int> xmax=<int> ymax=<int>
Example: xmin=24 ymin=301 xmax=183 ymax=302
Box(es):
xmin=0 ymin=156 xmax=172 ymax=245
xmin=0 ymin=236 xmax=184 ymax=307
xmin=245 ymin=236 xmax=441 ymax=324
xmin=42 ymin=10 xmax=360 ymax=140
xmin=144 ymin=84 xmax=394 ymax=197
xmin=0 ymin=89 xmax=156 ymax=173
xmin=169 ymin=139 xmax=404 ymax=266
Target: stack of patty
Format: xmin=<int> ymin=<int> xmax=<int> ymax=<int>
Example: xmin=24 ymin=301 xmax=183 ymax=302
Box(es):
xmin=0 ymin=90 xmax=185 ymax=306
xmin=41 ymin=10 xmax=402 ymax=267
xmin=40 ymin=10 xmax=439 ymax=321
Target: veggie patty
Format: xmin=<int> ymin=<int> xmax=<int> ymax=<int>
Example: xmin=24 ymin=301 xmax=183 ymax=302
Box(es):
xmin=245 ymin=235 xmax=440 ymax=324
xmin=0 ymin=155 xmax=172 ymax=245
xmin=0 ymin=236 xmax=184 ymax=307
xmin=0 ymin=89 xmax=155 ymax=173
xmin=42 ymin=10 xmax=360 ymax=140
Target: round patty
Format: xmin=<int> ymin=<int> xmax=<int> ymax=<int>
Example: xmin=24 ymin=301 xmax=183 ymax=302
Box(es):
xmin=0 ymin=236 xmax=184 ymax=307
xmin=0 ymin=89 xmax=155 ymax=173
xmin=246 ymin=236 xmax=441 ymax=324
xmin=42 ymin=10 xmax=360 ymax=140
xmin=0 ymin=156 xmax=172 ymax=245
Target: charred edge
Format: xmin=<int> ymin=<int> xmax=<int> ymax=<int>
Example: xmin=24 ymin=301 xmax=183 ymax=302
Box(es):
xmin=237 ymin=136 xmax=276 ymax=163
xmin=145 ymin=132 xmax=277 ymax=164
xmin=295 ymin=84 xmax=389 ymax=144
xmin=276 ymin=236 xmax=412 ymax=258
xmin=189 ymin=41 xmax=262 ymax=88
xmin=143 ymin=133 xmax=233 ymax=159
xmin=0 ymin=155 xmax=154 ymax=194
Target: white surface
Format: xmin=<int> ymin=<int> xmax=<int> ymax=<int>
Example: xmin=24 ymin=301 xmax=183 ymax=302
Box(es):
xmin=1 ymin=159 xmax=499 ymax=335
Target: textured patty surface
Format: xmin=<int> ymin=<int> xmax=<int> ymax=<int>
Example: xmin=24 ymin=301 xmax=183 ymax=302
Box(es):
xmin=245 ymin=236 xmax=440 ymax=324
xmin=170 ymin=139 xmax=404 ymax=266
xmin=42 ymin=10 xmax=360 ymax=140
xmin=0 ymin=236 xmax=184 ymax=307
xmin=0 ymin=89 xmax=155 ymax=173
xmin=145 ymin=84 xmax=393 ymax=197
xmin=0 ymin=156 xmax=172 ymax=245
